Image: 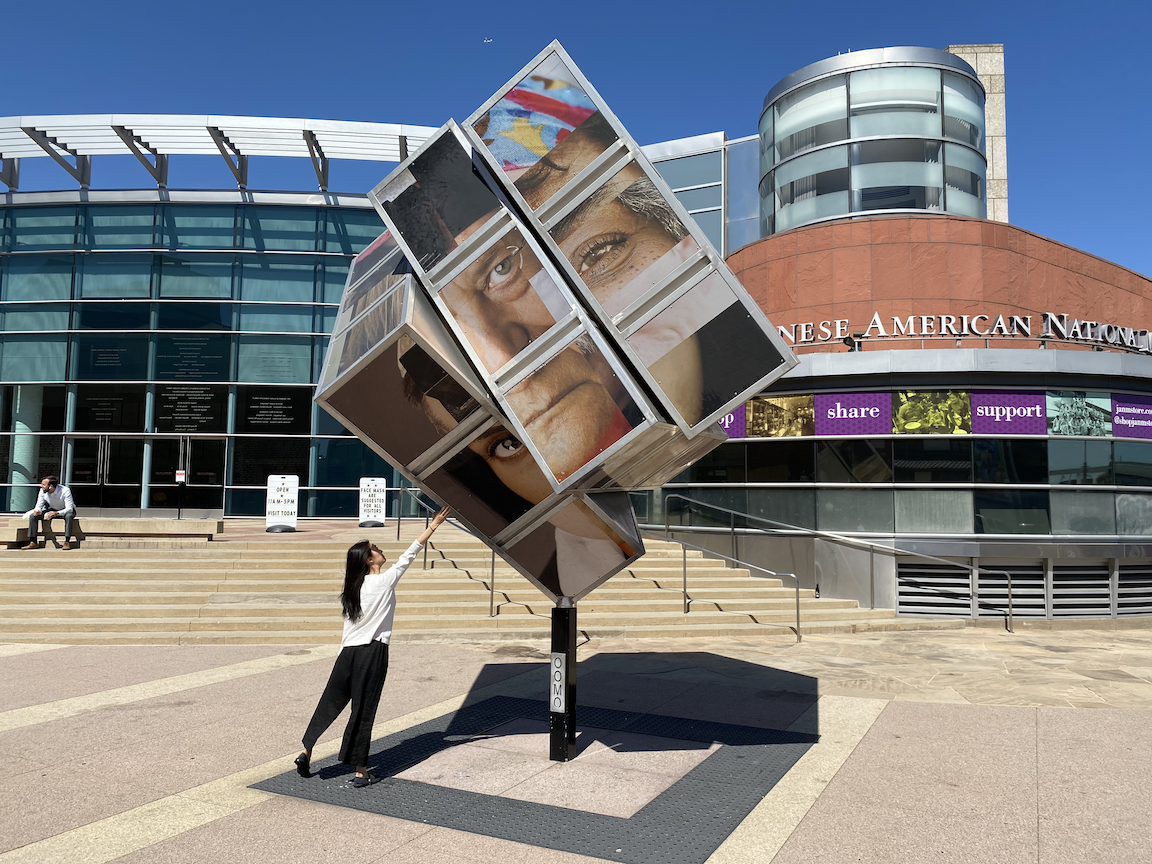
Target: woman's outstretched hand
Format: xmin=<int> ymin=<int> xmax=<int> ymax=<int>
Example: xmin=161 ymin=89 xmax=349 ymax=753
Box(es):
xmin=418 ymin=506 xmax=451 ymax=545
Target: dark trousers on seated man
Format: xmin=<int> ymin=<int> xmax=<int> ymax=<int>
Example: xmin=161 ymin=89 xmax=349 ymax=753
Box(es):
xmin=28 ymin=511 xmax=76 ymax=548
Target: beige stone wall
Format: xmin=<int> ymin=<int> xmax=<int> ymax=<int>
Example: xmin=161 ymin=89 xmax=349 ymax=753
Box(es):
xmin=945 ymin=44 xmax=1008 ymax=223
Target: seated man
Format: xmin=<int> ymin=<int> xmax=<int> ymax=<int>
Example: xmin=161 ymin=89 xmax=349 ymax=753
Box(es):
xmin=24 ymin=475 xmax=77 ymax=550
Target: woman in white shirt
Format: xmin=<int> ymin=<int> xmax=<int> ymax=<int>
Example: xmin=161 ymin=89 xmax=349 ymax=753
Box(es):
xmin=295 ymin=506 xmax=450 ymax=787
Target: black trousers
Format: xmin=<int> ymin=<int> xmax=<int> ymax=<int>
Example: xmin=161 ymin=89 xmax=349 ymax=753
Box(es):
xmin=302 ymin=640 xmax=389 ymax=767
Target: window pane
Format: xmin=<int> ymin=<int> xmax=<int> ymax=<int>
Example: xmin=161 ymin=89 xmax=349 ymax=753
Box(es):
xmin=71 ymin=334 xmax=150 ymax=379
xmin=241 ymin=207 xmax=317 ymax=252
xmin=325 ymin=209 xmax=385 ymax=254
xmin=74 ymin=384 xmax=147 ymax=432
xmin=1050 ymin=490 xmax=1116 ymax=534
xmin=816 ymin=439 xmax=892 ymax=482
xmin=973 ymin=439 xmax=1047 ymax=483
xmin=653 ymin=151 xmax=722 ymax=189
xmin=746 ymin=440 xmax=814 ymax=482
xmin=160 ymin=206 xmax=236 ymax=249
xmin=156 ymin=302 xmax=232 ymax=330
xmin=893 ymin=438 xmax=972 ymax=482
xmin=239 ymin=259 xmax=314 ymax=302
xmin=1049 ymin=439 xmax=1113 ymax=485
xmin=77 ymin=254 xmax=152 ymax=298
xmin=943 ymin=72 xmax=985 ymax=152
xmin=0 ymin=336 xmax=67 ymax=381
xmin=746 ymin=488 xmax=815 ymax=530
xmin=75 ymin=303 xmax=149 ymax=330
xmin=944 ymin=143 xmax=986 ymax=218
xmin=0 ymin=384 xmax=67 ymax=432
xmin=154 ymin=385 xmax=228 ymax=432
xmin=690 ymin=209 xmax=722 ymax=249
xmin=674 ymin=185 xmax=722 ymax=211
xmin=773 ymin=145 xmax=849 ymax=231
xmin=160 ymin=256 xmax=233 ymax=298
xmin=11 ymin=207 xmax=77 ymax=251
xmin=238 ymin=305 xmax=314 ymax=333
xmin=895 ymin=489 xmax=973 ymax=533
xmin=680 ymin=443 xmax=745 ymax=483
xmin=230 ymin=437 xmax=308 ymax=486
xmin=236 ymin=336 xmax=311 ymax=383
xmin=849 ymin=67 xmax=941 ymax=138
xmin=1116 ymin=493 xmax=1152 ymax=535
xmin=312 ymin=438 xmax=389 ymax=486
xmin=2 ymin=305 xmax=69 ymax=331
xmin=1114 ymin=441 xmax=1152 ymax=486
xmin=851 ymin=140 xmax=943 ymax=212
xmin=774 ymin=76 xmax=847 ymax=161
xmin=818 ymin=488 xmax=893 ymax=532
xmin=667 ymin=487 xmax=748 ymax=528
xmin=322 ymin=263 xmax=350 ymax=304
xmin=155 ymin=334 xmax=231 ymax=381
xmin=974 ymin=489 xmax=1050 ymax=534
xmin=234 ymin=386 xmax=312 ymax=434
xmin=725 ymin=138 xmax=759 ymax=222
xmin=4 ymin=255 xmax=72 ymax=301
xmin=85 ymin=206 xmax=155 ymax=249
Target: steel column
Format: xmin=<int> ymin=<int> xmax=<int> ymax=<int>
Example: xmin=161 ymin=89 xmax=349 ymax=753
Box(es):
xmin=549 ymin=605 xmax=577 ymax=762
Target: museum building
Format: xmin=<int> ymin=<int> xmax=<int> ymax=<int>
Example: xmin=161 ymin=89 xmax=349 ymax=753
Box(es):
xmin=2 ymin=44 xmax=1151 ymax=621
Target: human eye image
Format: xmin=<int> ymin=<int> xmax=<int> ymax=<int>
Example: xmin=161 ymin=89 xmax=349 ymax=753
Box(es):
xmin=502 ymin=335 xmax=642 ymax=480
xmin=550 ymin=165 xmax=700 ymax=318
xmin=473 ymin=55 xmax=618 ymax=209
xmin=439 ymin=227 xmax=569 ymax=373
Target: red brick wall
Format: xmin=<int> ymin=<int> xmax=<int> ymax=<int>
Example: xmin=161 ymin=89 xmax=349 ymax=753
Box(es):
xmin=726 ymin=215 xmax=1152 ymax=352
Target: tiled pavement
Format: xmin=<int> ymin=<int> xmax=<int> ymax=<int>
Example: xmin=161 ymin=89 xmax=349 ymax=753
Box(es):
xmin=0 ymin=627 xmax=1149 ymax=863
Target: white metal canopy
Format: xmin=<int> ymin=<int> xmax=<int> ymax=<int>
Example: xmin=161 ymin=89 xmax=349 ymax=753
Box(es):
xmin=0 ymin=114 xmax=438 ymax=191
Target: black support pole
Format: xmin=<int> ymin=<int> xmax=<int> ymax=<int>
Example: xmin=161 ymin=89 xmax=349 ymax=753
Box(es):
xmin=549 ymin=605 xmax=577 ymax=762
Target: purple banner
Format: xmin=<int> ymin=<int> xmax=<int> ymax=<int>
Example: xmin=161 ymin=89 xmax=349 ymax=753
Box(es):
xmin=815 ymin=393 xmax=891 ymax=436
xmin=718 ymin=402 xmax=746 ymax=439
xmin=971 ymin=392 xmax=1047 ymax=435
xmin=1112 ymin=394 xmax=1152 ymax=440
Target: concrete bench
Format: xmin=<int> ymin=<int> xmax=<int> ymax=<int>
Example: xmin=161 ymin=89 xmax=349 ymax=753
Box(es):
xmin=3 ymin=517 xmax=224 ymax=546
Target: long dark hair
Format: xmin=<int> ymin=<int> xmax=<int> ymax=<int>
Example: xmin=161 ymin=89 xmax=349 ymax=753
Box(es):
xmin=341 ymin=540 xmax=372 ymax=623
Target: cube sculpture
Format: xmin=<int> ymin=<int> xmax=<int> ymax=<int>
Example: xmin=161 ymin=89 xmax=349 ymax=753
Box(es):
xmin=316 ymin=42 xmax=796 ymax=605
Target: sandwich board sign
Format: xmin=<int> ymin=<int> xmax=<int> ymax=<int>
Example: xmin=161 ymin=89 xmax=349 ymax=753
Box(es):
xmin=265 ymin=475 xmax=299 ymax=533
xmin=359 ymin=477 xmax=389 ymax=527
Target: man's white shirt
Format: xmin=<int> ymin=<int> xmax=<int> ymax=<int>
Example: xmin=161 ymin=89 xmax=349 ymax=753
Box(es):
xmin=35 ymin=485 xmax=76 ymax=516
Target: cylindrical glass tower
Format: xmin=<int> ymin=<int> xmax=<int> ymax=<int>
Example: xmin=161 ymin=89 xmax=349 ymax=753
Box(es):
xmin=759 ymin=47 xmax=987 ymax=235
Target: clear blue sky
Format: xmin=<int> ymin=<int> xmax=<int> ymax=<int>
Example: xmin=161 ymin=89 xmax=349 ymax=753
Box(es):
xmin=6 ymin=0 xmax=1150 ymax=275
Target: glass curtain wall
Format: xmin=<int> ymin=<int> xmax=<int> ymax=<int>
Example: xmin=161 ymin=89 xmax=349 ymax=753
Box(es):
xmin=760 ymin=65 xmax=986 ymax=234
xmin=0 ymin=202 xmax=394 ymax=516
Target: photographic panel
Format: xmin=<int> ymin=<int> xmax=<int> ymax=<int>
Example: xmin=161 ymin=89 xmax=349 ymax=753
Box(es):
xmin=472 ymin=53 xmax=618 ymax=211
xmin=325 ymin=339 xmax=478 ymax=468
xmin=627 ymin=271 xmax=787 ymax=427
xmin=437 ymin=225 xmax=571 ymax=374
xmin=505 ymin=497 xmax=640 ymax=599
xmin=372 ymin=130 xmax=502 ymax=273
xmin=346 ymin=230 xmax=401 ymax=292
xmin=1047 ymin=391 xmax=1113 ymax=437
xmin=502 ymin=335 xmax=645 ymax=482
xmin=422 ymin=422 xmax=552 ymax=538
xmin=747 ymin=395 xmax=816 ymax=438
xmin=548 ymin=164 xmax=700 ymax=319
xmin=336 ymin=285 xmax=406 ymax=377
xmin=892 ymin=390 xmax=972 ymax=434
xmin=333 ymin=235 xmax=406 ymax=336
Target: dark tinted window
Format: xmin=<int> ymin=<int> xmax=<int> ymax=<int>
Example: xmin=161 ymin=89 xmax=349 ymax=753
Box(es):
xmin=1049 ymin=439 xmax=1112 ymax=485
xmin=157 ymin=302 xmax=233 ymax=330
xmin=973 ymin=439 xmax=1048 ymax=483
xmin=893 ymin=438 xmax=972 ymax=482
xmin=746 ymin=440 xmax=815 ymax=482
xmin=816 ymin=439 xmax=892 ymax=482
xmin=71 ymin=334 xmax=149 ymax=379
xmin=230 ymin=437 xmax=309 ymax=486
xmin=679 ymin=443 xmax=746 ymax=483
xmin=75 ymin=303 xmax=150 ymax=330
xmin=234 ymin=386 xmax=312 ymax=434
xmin=1114 ymin=441 xmax=1152 ymax=486
xmin=74 ymin=384 xmax=147 ymax=432
xmin=974 ymin=489 xmax=1050 ymax=534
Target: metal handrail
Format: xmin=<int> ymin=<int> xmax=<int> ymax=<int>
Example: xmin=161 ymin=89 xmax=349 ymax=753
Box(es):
xmin=639 ymin=528 xmax=801 ymax=642
xmin=663 ymin=493 xmax=1014 ymax=632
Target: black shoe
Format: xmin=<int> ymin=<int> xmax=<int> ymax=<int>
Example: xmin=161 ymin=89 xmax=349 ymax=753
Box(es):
xmin=351 ymin=772 xmax=382 ymax=788
xmin=294 ymin=752 xmax=311 ymax=778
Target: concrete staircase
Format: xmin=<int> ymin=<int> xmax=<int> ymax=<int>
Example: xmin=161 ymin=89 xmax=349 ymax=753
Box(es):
xmin=0 ymin=522 xmax=961 ymax=644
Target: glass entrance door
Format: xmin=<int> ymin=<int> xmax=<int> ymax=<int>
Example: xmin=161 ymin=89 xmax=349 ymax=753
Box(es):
xmin=148 ymin=437 xmax=226 ymax=512
xmin=67 ymin=437 xmax=145 ymax=509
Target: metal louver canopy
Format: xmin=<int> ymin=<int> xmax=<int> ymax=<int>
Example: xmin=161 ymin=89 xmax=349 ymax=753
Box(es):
xmin=0 ymin=114 xmax=438 ymax=191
